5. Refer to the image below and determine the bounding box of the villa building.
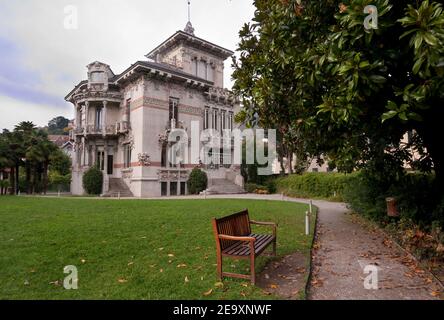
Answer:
[65,23,243,197]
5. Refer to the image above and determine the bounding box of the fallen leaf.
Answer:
[117,278,128,283]
[168,253,174,257]
[158,247,164,251]
[177,264,187,268]
[127,262,134,266]
[214,282,224,288]
[241,282,249,287]
[49,280,61,286]
[184,276,189,283]
[80,259,86,264]
[431,291,440,297]
[270,284,279,289]
[203,289,213,296]
[159,269,164,273]
[24,280,30,286]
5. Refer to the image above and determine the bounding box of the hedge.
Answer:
[274,172,358,201]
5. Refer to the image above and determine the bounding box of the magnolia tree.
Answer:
[232,0,444,186]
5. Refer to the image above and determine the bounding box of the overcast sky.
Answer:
[0,0,255,130]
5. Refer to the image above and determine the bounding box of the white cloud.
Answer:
[0,0,255,129]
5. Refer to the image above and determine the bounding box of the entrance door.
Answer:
[107,155,113,175]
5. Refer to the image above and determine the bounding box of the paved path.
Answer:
[38,193,443,299]
[307,200,442,300]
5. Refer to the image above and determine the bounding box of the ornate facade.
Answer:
[65,24,242,197]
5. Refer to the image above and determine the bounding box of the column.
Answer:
[103,142,108,174]
[75,102,80,130]
[102,101,108,136]
[84,101,89,134]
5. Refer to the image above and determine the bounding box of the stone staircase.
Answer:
[204,179,246,195]
[103,178,133,198]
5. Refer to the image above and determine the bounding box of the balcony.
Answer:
[73,124,117,136]
[157,169,189,182]
[116,121,130,134]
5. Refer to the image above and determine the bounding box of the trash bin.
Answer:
[386,197,399,217]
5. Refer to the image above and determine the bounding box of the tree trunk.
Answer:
[15,162,19,195]
[43,161,49,195]
[26,161,31,195]
[9,167,15,195]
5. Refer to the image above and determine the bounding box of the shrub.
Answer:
[343,170,444,227]
[265,179,277,194]
[82,166,103,195]
[275,172,358,201]
[187,168,208,194]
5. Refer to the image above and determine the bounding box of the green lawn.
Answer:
[0,197,315,300]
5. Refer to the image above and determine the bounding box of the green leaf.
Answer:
[387,100,398,110]
[382,110,398,122]
[369,75,386,84]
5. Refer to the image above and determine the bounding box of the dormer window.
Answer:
[90,71,105,83]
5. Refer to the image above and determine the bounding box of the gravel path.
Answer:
[307,200,442,300]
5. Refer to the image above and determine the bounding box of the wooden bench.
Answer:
[212,209,277,284]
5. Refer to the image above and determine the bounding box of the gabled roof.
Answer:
[145,30,234,60]
[114,60,214,86]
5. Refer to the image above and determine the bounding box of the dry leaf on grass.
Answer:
[431,291,440,297]
[184,276,189,283]
[117,278,128,283]
[177,264,187,268]
[203,289,213,296]
[127,262,134,266]
[214,282,224,288]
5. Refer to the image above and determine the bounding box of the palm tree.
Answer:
[26,129,58,194]
[13,122,36,194]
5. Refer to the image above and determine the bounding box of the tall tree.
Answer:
[233,0,444,186]
[47,116,70,135]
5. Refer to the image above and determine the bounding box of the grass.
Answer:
[0,196,315,300]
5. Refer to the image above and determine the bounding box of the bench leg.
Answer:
[216,253,223,281]
[250,254,256,285]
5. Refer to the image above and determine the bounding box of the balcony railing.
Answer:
[73,124,117,136]
[116,121,130,134]
[157,169,189,182]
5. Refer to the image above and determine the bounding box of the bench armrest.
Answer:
[250,220,277,237]
[250,220,276,226]
[218,234,256,242]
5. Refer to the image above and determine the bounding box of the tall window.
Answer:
[97,151,105,171]
[161,144,167,168]
[221,110,226,131]
[126,99,131,123]
[124,144,131,168]
[204,107,209,130]
[212,108,218,131]
[229,112,233,130]
[192,58,198,77]
[169,97,179,123]
[91,71,105,83]
[95,107,103,130]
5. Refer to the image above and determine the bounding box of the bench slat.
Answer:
[221,234,275,257]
